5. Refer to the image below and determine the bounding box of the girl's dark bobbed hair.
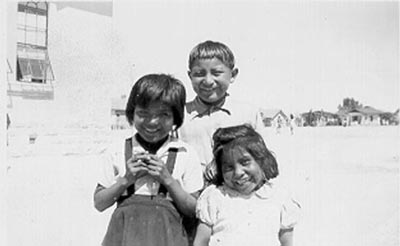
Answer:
[125,74,186,129]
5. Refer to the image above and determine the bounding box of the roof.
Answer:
[259,108,287,119]
[349,106,384,116]
[337,106,386,116]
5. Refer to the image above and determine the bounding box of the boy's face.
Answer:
[188,58,238,103]
[133,102,174,143]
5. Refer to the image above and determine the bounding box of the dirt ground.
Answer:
[5,126,399,246]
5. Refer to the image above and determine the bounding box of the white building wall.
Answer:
[7,2,132,129]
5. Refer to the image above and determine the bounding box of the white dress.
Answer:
[196,183,301,246]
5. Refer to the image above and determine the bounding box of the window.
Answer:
[16,1,54,83]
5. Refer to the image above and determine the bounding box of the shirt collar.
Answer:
[191,94,231,119]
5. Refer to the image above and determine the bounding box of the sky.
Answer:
[3,0,398,116]
[109,0,399,114]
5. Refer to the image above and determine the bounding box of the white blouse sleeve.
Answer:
[97,142,125,188]
[180,144,204,194]
[280,191,301,229]
[196,185,220,226]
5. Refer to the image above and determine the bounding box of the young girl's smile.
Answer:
[221,147,264,195]
[133,102,174,143]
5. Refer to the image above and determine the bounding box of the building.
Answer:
[259,108,288,127]
[336,106,386,126]
[6,1,127,129]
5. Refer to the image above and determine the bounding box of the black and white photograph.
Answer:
[3,1,399,246]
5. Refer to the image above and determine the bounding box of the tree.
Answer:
[338,98,363,111]
[303,109,317,126]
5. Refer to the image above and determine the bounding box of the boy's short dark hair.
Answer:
[212,124,279,186]
[188,40,235,70]
[125,74,186,129]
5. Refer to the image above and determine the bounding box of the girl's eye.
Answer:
[136,111,148,117]
[161,112,172,118]
[222,164,233,172]
[241,159,251,166]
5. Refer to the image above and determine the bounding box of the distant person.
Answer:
[180,40,263,185]
[193,124,301,246]
[94,74,204,246]
[7,113,11,146]
[115,113,121,130]
[7,113,10,129]
[289,114,296,135]
[276,115,283,134]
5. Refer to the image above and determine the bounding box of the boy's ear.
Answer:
[187,70,192,79]
[231,68,239,82]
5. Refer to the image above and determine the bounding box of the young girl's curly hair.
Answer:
[212,124,279,186]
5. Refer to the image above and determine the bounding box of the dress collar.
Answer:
[221,182,274,199]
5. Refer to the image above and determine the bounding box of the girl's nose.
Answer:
[233,166,245,178]
[146,115,160,124]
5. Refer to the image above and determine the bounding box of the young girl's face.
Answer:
[188,58,237,104]
[134,102,174,143]
[221,146,264,195]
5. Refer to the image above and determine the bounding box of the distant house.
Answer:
[393,109,399,125]
[337,106,385,126]
[259,108,288,127]
[110,96,129,129]
[111,96,127,116]
[313,110,339,126]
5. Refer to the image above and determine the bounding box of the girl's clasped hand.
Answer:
[126,152,173,186]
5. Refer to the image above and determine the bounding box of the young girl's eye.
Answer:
[136,111,149,117]
[222,164,233,172]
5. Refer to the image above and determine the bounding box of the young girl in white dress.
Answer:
[194,124,301,246]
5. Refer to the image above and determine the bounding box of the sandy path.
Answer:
[5,126,399,246]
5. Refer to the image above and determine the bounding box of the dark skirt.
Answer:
[102,195,188,246]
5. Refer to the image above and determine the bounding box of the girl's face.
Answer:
[134,102,174,143]
[188,58,238,103]
[221,147,264,195]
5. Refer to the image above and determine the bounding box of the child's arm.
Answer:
[193,222,211,246]
[93,177,130,212]
[93,156,148,212]
[279,228,294,246]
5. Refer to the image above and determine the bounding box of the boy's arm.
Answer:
[279,228,294,246]
[193,222,211,246]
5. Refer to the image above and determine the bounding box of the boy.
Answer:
[180,40,262,183]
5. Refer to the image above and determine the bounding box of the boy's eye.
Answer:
[211,70,223,76]
[191,70,206,77]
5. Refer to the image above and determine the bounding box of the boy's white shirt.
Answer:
[180,96,263,169]
[98,134,204,197]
